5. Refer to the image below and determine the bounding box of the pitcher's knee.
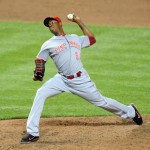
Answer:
[36,87,49,99]
[90,97,106,107]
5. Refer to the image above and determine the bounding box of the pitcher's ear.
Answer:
[59,22,62,26]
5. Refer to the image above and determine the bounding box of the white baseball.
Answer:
[67,14,74,21]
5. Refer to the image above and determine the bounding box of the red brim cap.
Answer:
[43,16,62,27]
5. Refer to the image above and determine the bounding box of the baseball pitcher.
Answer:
[20,14,143,143]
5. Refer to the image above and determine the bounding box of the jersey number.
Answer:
[75,52,79,60]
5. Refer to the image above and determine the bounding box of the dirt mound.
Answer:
[0,116,150,150]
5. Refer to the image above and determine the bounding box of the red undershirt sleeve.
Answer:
[88,36,96,45]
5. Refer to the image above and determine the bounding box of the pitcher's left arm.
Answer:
[72,14,96,45]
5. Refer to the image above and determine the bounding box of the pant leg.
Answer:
[67,72,135,119]
[27,74,70,136]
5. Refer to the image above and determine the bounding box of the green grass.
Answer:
[0,21,150,119]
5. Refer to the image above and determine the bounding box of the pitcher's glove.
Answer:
[33,58,46,81]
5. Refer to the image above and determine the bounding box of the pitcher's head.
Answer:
[43,16,63,35]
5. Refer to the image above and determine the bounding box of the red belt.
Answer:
[64,71,82,79]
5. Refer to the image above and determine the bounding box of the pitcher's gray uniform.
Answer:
[27,34,135,136]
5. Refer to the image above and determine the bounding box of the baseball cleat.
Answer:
[131,104,143,125]
[20,134,39,144]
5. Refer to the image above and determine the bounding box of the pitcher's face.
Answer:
[48,20,61,35]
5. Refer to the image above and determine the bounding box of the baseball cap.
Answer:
[43,16,62,27]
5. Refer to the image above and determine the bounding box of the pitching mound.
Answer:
[0,116,150,150]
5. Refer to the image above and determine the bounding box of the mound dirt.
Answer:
[0,116,150,150]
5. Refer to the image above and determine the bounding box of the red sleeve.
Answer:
[88,36,96,45]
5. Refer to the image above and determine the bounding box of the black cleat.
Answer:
[20,134,39,144]
[131,104,143,125]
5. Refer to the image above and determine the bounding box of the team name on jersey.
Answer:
[54,41,80,54]
[69,41,80,50]
[54,43,67,54]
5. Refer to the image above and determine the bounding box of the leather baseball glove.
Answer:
[33,58,46,81]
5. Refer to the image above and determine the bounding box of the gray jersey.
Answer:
[37,34,90,76]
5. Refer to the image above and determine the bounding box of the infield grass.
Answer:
[0,21,150,119]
